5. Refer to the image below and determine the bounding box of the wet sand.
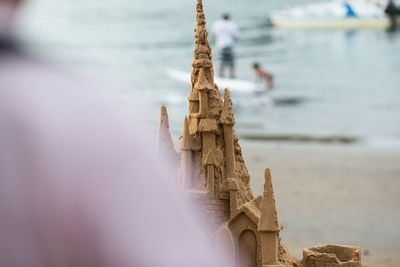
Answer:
[241,140,400,267]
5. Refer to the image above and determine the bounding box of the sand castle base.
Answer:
[302,244,361,267]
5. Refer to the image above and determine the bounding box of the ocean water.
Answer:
[17,0,400,145]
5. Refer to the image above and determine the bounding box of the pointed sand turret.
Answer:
[180,116,201,151]
[158,105,178,157]
[180,116,196,189]
[204,148,216,198]
[180,116,192,151]
[258,168,280,232]
[258,168,282,266]
[221,88,236,182]
[194,68,213,91]
[221,88,235,126]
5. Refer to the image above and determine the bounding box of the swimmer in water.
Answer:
[253,62,274,89]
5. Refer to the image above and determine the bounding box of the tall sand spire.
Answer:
[192,0,214,86]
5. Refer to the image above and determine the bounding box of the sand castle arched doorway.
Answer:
[238,230,257,267]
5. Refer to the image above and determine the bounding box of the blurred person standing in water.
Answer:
[385,0,400,31]
[0,1,229,266]
[212,13,239,78]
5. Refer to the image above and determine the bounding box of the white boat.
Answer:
[270,0,399,28]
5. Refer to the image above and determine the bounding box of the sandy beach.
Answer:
[241,140,400,267]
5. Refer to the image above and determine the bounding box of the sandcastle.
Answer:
[157,1,362,266]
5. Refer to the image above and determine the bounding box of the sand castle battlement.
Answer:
[157,1,361,266]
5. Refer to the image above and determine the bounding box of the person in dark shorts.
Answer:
[220,47,235,68]
[212,14,239,78]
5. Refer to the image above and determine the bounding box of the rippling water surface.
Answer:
[18,0,400,145]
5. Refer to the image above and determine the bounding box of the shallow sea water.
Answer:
[17,0,400,145]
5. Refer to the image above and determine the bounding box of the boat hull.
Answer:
[269,0,399,29]
[270,17,393,29]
